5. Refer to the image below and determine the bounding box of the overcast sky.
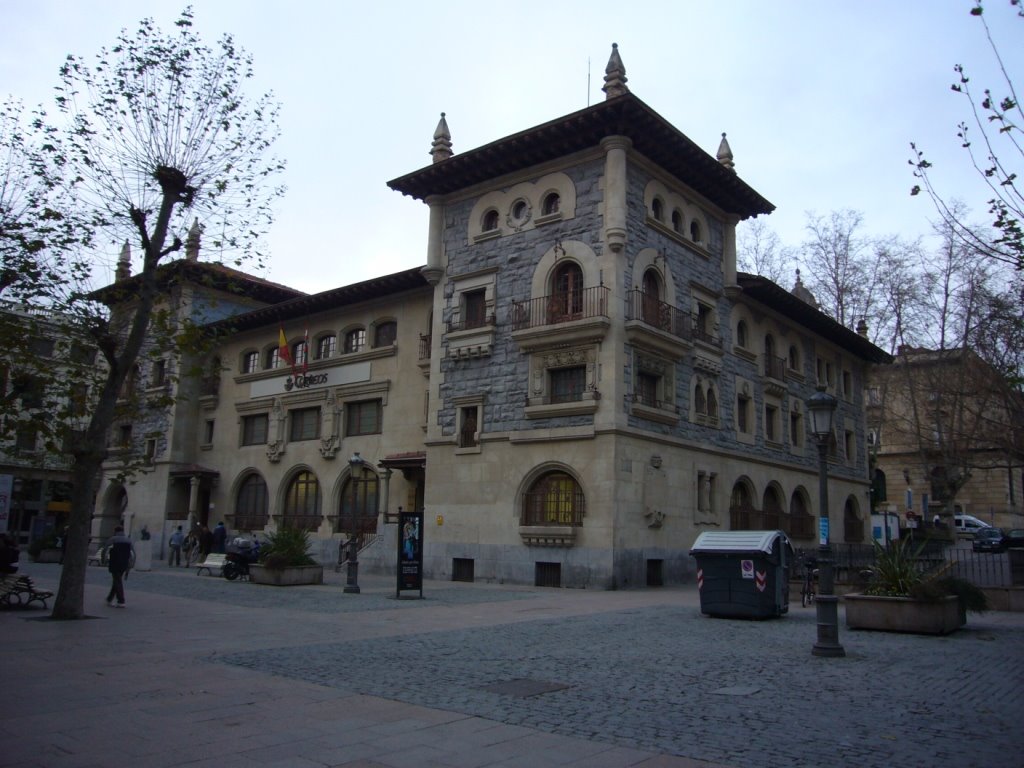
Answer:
[2,1,1021,294]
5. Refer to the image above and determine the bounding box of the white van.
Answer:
[954,514,989,534]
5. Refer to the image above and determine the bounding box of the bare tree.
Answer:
[737,218,795,284]
[17,8,287,620]
[799,209,886,330]
[910,2,1023,270]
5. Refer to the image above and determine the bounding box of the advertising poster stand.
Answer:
[396,509,424,599]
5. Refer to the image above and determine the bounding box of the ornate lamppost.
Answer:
[807,386,845,658]
[344,452,366,594]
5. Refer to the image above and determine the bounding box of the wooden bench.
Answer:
[195,553,226,576]
[0,575,54,609]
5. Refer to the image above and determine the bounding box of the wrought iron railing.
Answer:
[691,321,721,348]
[511,286,610,331]
[418,334,431,360]
[764,354,787,381]
[625,289,692,340]
[521,490,586,526]
[447,314,494,333]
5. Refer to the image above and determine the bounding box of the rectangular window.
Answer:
[15,425,37,452]
[151,359,167,387]
[346,399,382,436]
[845,429,855,460]
[374,321,397,347]
[203,419,215,444]
[550,366,586,404]
[695,303,715,342]
[842,370,852,397]
[344,329,366,353]
[459,406,479,448]
[69,342,95,365]
[243,351,259,373]
[144,438,157,463]
[737,395,750,433]
[118,424,132,447]
[289,407,321,442]
[317,335,336,360]
[765,404,778,442]
[463,289,487,329]
[264,348,280,370]
[241,414,269,446]
[31,338,55,358]
[790,412,803,447]
[636,371,659,407]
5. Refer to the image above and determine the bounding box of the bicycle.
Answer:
[800,554,819,607]
[182,534,200,567]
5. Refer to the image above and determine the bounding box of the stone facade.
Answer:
[93,46,890,588]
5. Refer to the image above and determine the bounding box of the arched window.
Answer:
[788,344,800,371]
[317,334,336,360]
[694,384,707,415]
[736,320,748,348]
[671,209,684,233]
[293,340,308,369]
[763,486,784,529]
[338,471,380,535]
[550,262,583,320]
[542,192,560,216]
[282,471,321,531]
[706,388,718,419]
[844,496,864,542]
[344,328,365,354]
[235,473,269,531]
[729,480,755,530]
[690,220,702,243]
[523,471,585,526]
[641,269,661,325]
[242,350,259,374]
[374,321,397,348]
[789,489,814,540]
[482,209,499,231]
[264,347,280,370]
[651,197,664,222]
[765,334,776,360]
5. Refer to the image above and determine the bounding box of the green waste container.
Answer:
[690,530,794,619]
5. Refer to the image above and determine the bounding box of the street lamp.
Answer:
[344,452,366,594]
[807,386,845,658]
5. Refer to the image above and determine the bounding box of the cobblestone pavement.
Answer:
[4,561,1024,768]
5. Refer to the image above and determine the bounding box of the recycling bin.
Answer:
[689,530,794,618]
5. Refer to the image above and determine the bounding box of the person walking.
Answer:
[105,526,134,608]
[212,521,227,554]
[0,533,19,575]
[168,525,184,567]
[198,524,213,560]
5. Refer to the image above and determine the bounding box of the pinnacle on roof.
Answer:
[602,43,629,100]
[116,240,132,281]
[791,268,818,308]
[185,219,202,261]
[430,112,453,164]
[717,132,735,172]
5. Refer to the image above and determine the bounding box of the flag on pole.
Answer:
[278,327,293,371]
[303,327,309,373]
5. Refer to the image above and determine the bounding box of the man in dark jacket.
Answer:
[212,521,227,554]
[105,526,135,608]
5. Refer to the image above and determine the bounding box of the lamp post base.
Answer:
[812,594,846,657]
[344,541,360,594]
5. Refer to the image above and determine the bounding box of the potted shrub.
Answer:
[248,526,324,586]
[845,538,987,635]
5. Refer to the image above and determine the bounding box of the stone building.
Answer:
[92,45,889,587]
[866,346,1024,530]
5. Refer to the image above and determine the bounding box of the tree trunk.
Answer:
[50,459,103,619]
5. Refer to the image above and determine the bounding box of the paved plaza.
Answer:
[2,559,1023,768]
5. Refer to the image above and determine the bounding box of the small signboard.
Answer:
[396,509,424,599]
[741,559,754,579]
[819,516,830,546]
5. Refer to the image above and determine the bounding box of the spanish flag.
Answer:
[278,327,293,369]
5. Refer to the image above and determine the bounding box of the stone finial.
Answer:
[115,240,131,281]
[430,112,453,164]
[791,268,819,308]
[856,318,869,337]
[185,218,202,262]
[717,132,735,172]
[602,43,629,100]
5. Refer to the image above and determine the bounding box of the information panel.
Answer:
[396,510,424,599]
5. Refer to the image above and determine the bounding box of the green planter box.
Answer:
[845,594,962,635]
[249,564,323,586]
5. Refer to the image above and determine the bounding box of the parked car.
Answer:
[1004,529,1024,549]
[972,527,1007,553]
[955,514,990,535]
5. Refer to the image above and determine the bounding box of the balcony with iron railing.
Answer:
[624,289,692,359]
[510,286,610,352]
[691,320,722,350]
